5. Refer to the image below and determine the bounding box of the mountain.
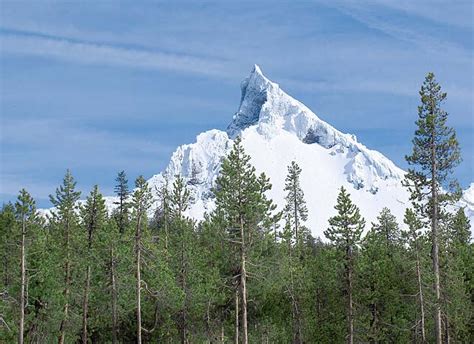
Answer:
[141,65,474,238]
[42,65,473,237]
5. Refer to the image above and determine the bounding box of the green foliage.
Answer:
[325,186,365,249]
[113,170,130,234]
[404,72,461,216]
[358,208,412,342]
[283,161,308,244]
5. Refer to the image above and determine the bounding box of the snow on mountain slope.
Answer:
[143,65,413,237]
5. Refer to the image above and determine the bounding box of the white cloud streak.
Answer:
[1,32,234,78]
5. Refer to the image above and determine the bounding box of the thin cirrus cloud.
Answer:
[0,31,234,78]
[327,2,472,58]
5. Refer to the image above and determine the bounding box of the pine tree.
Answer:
[155,176,171,254]
[283,161,308,245]
[14,189,39,344]
[114,171,130,234]
[80,185,107,343]
[169,175,192,343]
[49,170,81,344]
[282,161,308,343]
[371,207,400,249]
[324,186,365,344]
[131,175,153,344]
[404,73,461,344]
[212,137,277,344]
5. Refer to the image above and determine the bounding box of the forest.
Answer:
[1,74,472,343]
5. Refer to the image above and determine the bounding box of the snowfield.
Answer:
[41,65,473,238]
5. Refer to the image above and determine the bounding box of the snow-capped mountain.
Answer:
[139,65,472,237]
[43,65,473,238]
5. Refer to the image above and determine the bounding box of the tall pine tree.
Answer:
[212,137,277,344]
[49,170,81,344]
[404,72,461,344]
[282,161,308,343]
[324,186,365,344]
[283,161,308,245]
[131,175,153,344]
[114,171,130,234]
[15,189,39,344]
[80,185,107,343]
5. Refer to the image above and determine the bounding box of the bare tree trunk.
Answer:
[431,141,442,344]
[110,247,118,344]
[239,216,248,344]
[235,288,239,344]
[82,265,91,343]
[58,219,71,344]
[19,215,26,344]
[415,250,426,343]
[136,215,142,344]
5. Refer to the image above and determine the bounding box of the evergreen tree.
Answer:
[169,175,192,343]
[324,186,365,344]
[154,176,171,254]
[49,170,81,344]
[14,189,38,344]
[404,72,461,344]
[283,161,308,245]
[131,175,153,344]
[114,170,130,234]
[282,161,309,343]
[80,185,107,343]
[371,207,401,249]
[212,137,278,344]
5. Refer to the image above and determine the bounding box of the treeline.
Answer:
[1,75,472,343]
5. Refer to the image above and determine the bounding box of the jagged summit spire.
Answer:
[252,64,262,75]
[226,64,277,137]
[247,64,273,87]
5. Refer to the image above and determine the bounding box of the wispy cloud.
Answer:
[1,117,173,161]
[356,0,473,29]
[1,31,234,78]
[329,3,472,60]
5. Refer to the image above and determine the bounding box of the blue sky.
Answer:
[1,1,472,207]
